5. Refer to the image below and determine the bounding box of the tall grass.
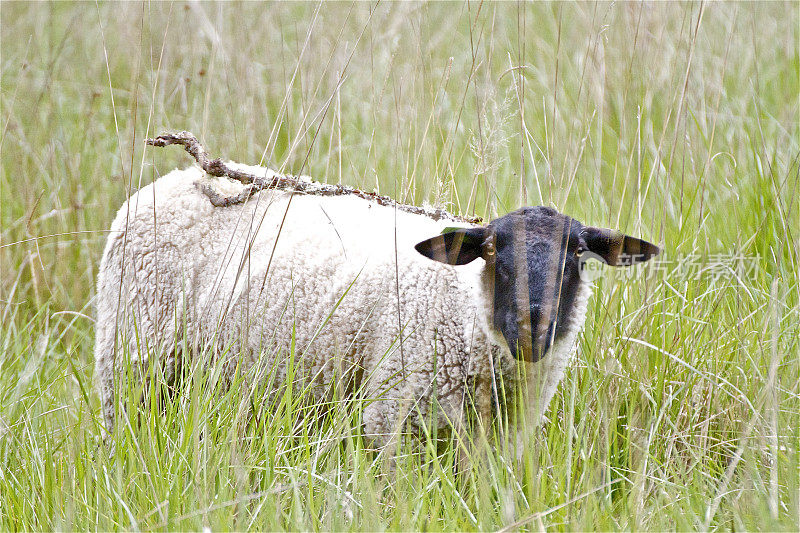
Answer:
[1,1,798,530]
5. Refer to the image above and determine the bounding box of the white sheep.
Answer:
[95,162,659,444]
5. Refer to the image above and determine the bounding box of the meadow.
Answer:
[1,1,798,530]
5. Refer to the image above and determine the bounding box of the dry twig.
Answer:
[145,131,482,224]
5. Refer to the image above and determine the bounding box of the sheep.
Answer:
[95,159,659,445]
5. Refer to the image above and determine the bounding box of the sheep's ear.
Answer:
[415,227,487,265]
[582,226,660,266]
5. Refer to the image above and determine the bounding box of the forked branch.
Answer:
[145,131,482,224]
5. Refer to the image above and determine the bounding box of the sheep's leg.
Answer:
[472,373,494,433]
[94,323,117,438]
[440,381,491,476]
[362,392,410,474]
[137,347,182,422]
[99,375,115,438]
[363,398,397,443]
[447,409,473,475]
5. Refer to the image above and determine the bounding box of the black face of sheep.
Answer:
[414,206,660,362]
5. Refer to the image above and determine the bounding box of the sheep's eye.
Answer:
[483,234,497,259]
[575,245,586,257]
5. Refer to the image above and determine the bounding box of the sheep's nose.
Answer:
[533,321,556,359]
[542,321,555,353]
[517,318,532,339]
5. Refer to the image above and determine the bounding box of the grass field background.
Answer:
[1,1,798,530]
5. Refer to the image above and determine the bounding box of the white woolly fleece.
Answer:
[94,165,591,441]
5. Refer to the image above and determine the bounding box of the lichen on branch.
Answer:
[145,131,482,224]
